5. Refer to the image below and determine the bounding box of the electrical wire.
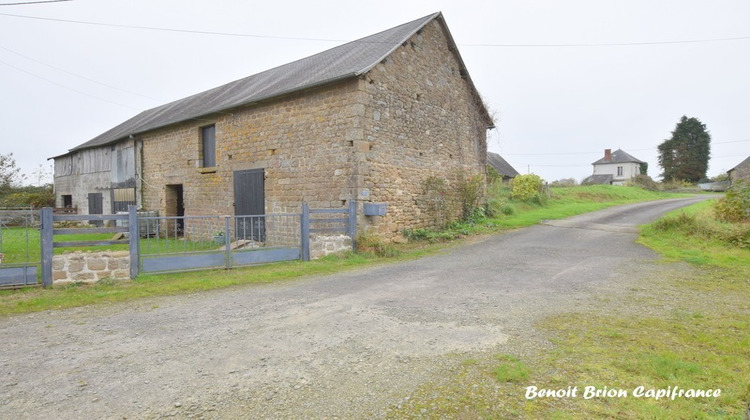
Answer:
[0,12,348,42]
[461,37,750,48]
[0,58,141,110]
[503,140,750,157]
[1,11,748,47]
[0,0,73,6]
[0,45,163,102]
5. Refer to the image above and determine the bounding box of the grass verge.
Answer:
[391,200,750,418]
[0,186,686,316]
[0,242,447,316]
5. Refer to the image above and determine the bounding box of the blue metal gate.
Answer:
[0,207,39,287]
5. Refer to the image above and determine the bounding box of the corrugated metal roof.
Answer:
[592,149,645,165]
[66,12,450,153]
[487,152,519,178]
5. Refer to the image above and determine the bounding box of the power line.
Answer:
[0,45,163,102]
[0,58,141,110]
[462,37,750,48]
[0,0,72,5]
[504,139,750,156]
[1,11,748,47]
[0,12,348,42]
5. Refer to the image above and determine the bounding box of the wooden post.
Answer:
[40,207,53,288]
[347,199,357,249]
[128,205,140,279]
[301,203,310,261]
[224,216,232,270]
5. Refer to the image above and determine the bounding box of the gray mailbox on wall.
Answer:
[363,202,387,216]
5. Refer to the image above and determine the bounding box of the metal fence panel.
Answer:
[0,207,41,287]
[138,213,303,274]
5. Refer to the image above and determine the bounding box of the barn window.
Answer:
[112,188,136,212]
[201,125,216,168]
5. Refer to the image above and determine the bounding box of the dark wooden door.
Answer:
[87,192,103,226]
[233,169,265,241]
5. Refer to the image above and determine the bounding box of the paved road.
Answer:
[0,196,709,418]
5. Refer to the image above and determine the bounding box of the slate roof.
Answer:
[728,156,750,173]
[592,149,645,165]
[487,152,519,178]
[582,174,614,185]
[63,12,488,154]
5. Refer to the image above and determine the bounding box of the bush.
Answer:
[486,198,516,217]
[403,227,460,243]
[550,178,577,187]
[724,224,750,249]
[627,174,658,191]
[659,179,698,192]
[652,211,698,232]
[0,184,55,208]
[511,174,543,202]
[714,181,750,223]
[355,231,401,258]
[455,172,485,222]
[652,206,750,249]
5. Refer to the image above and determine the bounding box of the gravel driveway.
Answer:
[0,197,709,418]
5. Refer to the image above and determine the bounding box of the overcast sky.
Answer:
[1,0,748,185]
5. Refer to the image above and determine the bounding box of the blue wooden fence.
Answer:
[38,202,357,287]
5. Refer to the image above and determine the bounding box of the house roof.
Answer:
[728,156,750,173]
[582,174,614,185]
[592,149,645,165]
[63,12,490,155]
[487,152,519,178]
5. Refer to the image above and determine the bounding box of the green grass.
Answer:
[488,185,684,229]
[390,199,750,418]
[493,355,531,383]
[0,228,225,265]
[0,185,689,316]
[638,200,750,267]
[405,185,684,241]
[0,243,445,316]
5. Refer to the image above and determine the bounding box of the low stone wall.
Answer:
[53,251,130,284]
[310,235,353,259]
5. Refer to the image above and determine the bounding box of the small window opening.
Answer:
[201,125,216,167]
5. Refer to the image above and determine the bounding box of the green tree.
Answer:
[658,116,711,182]
[0,153,25,193]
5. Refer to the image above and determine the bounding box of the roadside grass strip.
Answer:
[390,200,750,418]
[0,186,683,315]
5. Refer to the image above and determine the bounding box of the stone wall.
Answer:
[358,19,490,234]
[309,235,353,260]
[52,251,130,284]
[141,80,363,219]
[139,17,489,239]
[729,158,750,183]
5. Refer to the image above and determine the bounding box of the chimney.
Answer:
[604,149,612,162]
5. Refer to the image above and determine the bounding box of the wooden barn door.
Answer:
[87,192,103,226]
[233,169,265,241]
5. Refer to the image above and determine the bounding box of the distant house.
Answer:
[583,149,645,185]
[52,13,493,236]
[487,152,519,182]
[728,156,750,184]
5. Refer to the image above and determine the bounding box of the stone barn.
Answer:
[728,156,750,184]
[53,12,494,237]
